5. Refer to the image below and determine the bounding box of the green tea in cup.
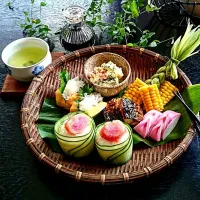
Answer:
[1,37,52,82]
[8,47,47,67]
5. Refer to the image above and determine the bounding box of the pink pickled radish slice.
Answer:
[149,123,163,142]
[134,110,162,138]
[149,114,168,142]
[162,111,181,140]
[143,110,162,120]
[134,120,151,138]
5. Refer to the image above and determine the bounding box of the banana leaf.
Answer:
[37,84,200,152]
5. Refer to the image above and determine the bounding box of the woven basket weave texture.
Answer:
[20,45,194,185]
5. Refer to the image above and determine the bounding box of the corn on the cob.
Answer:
[140,84,164,112]
[123,78,147,105]
[159,81,178,106]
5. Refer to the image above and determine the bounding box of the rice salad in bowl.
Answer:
[87,61,124,87]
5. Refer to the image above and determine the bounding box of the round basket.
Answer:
[20,45,194,185]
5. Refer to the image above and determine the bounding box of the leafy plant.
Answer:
[8,0,51,39]
[85,0,108,31]
[127,30,159,48]
[85,0,162,47]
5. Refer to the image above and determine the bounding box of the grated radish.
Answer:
[62,77,84,100]
[79,93,103,112]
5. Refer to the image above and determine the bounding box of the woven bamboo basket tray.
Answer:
[20,45,194,185]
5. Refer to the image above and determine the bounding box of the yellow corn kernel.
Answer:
[159,81,178,106]
[122,78,147,105]
[140,84,164,112]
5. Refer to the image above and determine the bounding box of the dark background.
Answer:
[0,0,200,199]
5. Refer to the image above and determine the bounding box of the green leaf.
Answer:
[143,30,149,34]
[127,43,134,47]
[34,19,41,24]
[125,26,131,33]
[28,30,36,37]
[130,0,139,17]
[142,32,155,40]
[137,3,144,7]
[20,24,25,28]
[31,0,35,4]
[97,15,101,20]
[129,21,136,26]
[133,84,200,146]
[38,98,67,124]
[40,2,47,6]
[38,123,63,153]
[119,28,125,36]
[146,4,159,12]
[7,2,11,7]
[132,43,139,47]
[148,41,157,47]
[79,84,94,96]
[59,69,71,93]
[107,0,115,3]
[26,17,30,22]
[24,24,32,30]
[139,39,148,47]
[24,11,28,16]
[37,98,67,153]
[127,43,139,47]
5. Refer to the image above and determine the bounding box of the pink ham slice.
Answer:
[133,110,162,138]
[65,113,89,135]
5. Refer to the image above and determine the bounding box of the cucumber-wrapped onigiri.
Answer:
[95,120,133,166]
[54,112,96,158]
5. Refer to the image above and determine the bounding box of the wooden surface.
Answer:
[0,52,64,98]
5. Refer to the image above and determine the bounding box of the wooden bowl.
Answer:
[84,52,131,97]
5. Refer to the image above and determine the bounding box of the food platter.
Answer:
[20,45,195,184]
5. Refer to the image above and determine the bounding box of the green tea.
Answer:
[8,47,46,67]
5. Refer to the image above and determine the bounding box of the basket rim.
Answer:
[20,44,194,185]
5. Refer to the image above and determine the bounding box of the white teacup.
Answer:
[1,37,52,82]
